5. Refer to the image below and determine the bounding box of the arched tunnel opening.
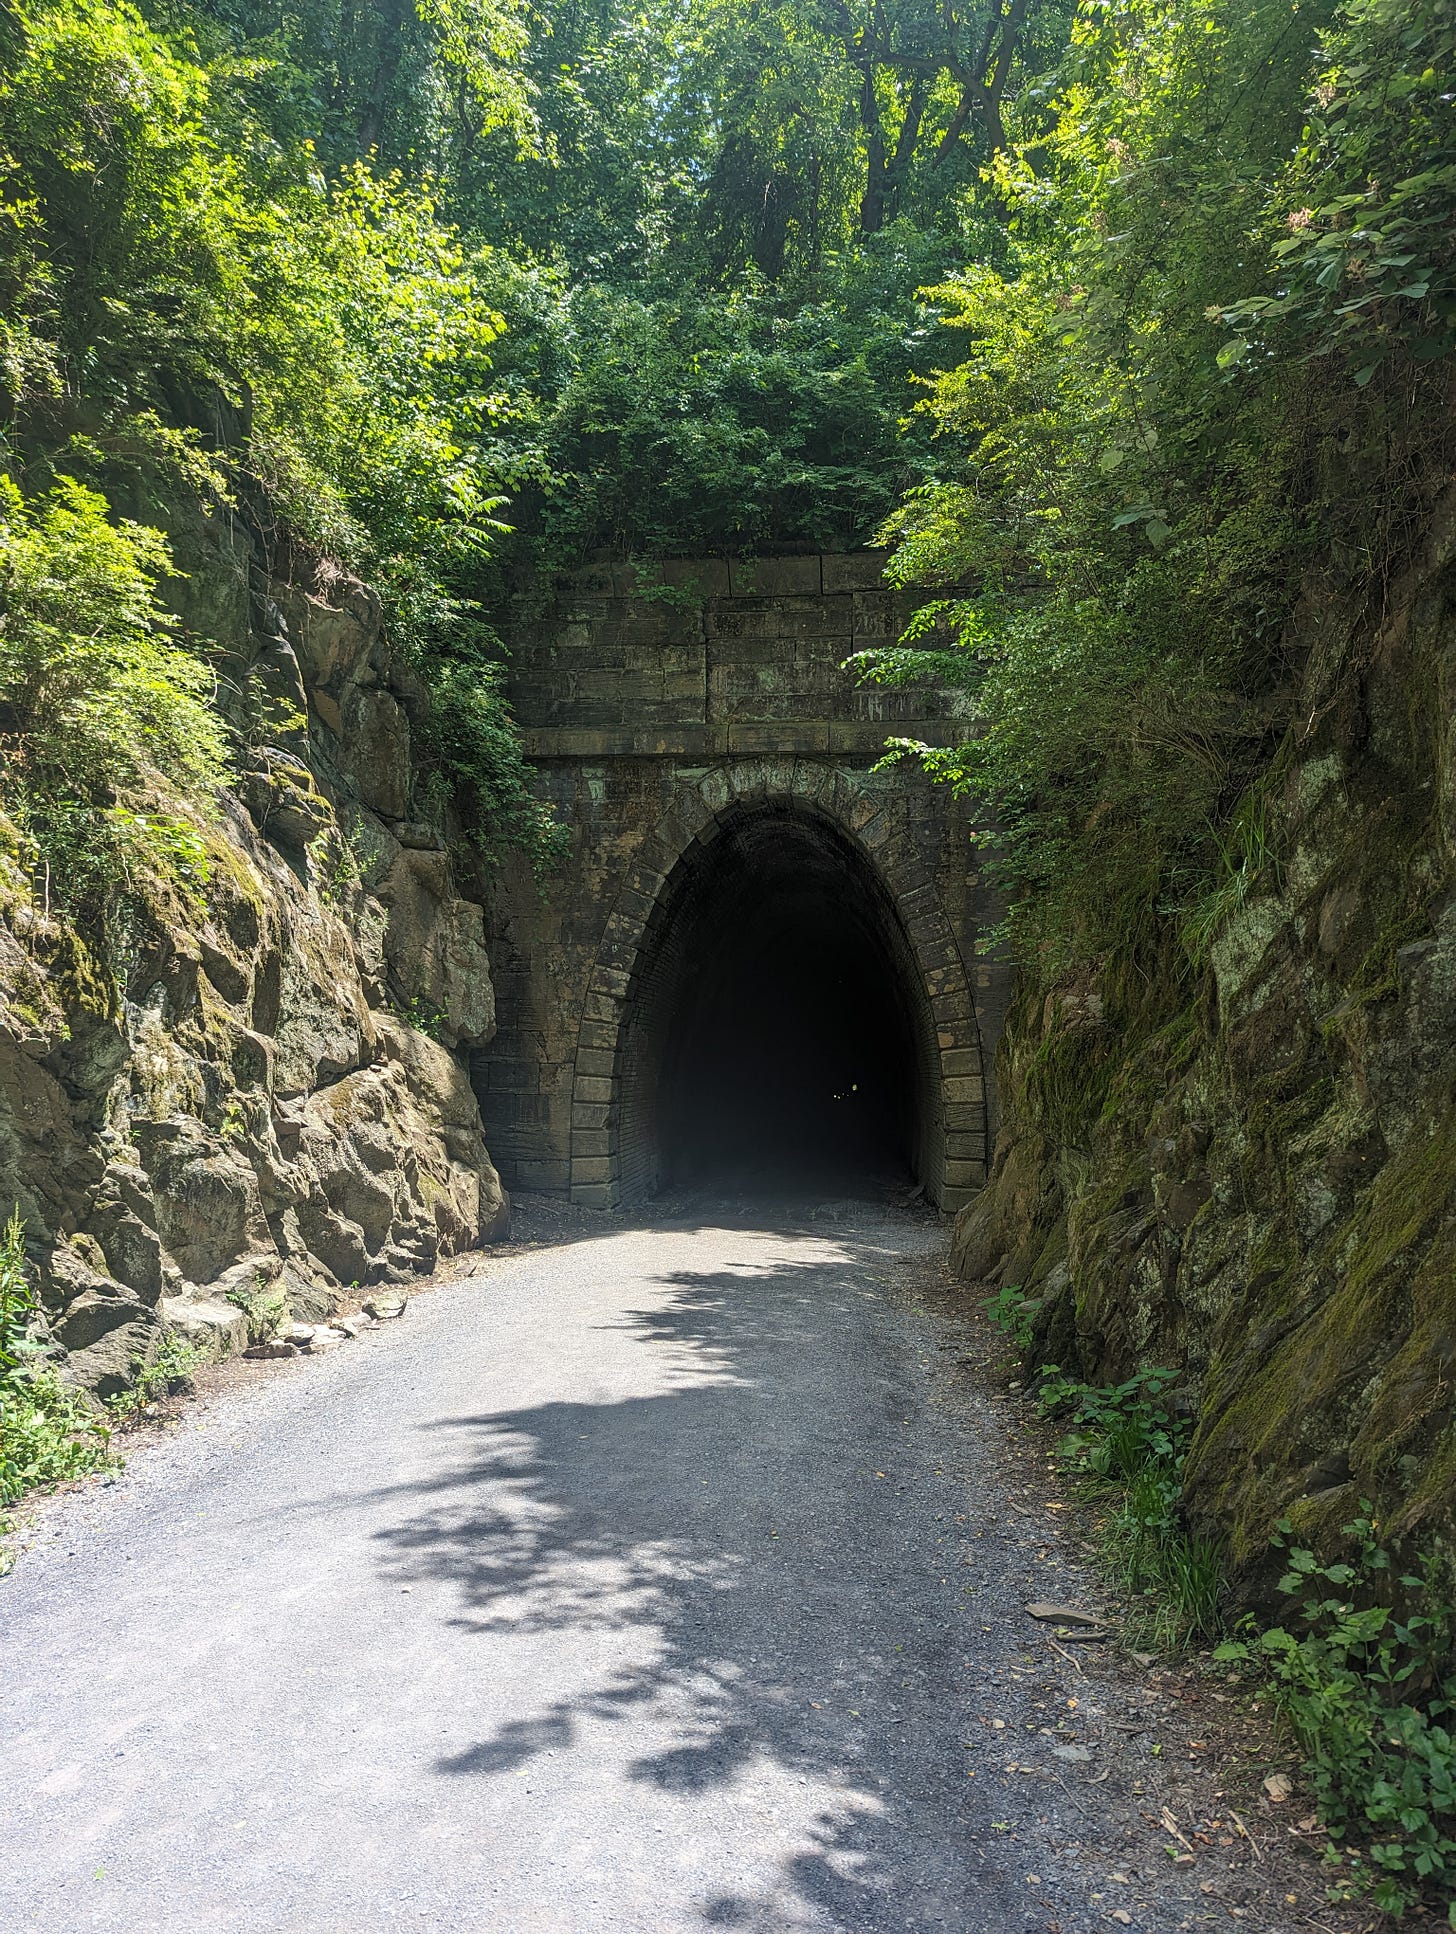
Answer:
[615,806,944,1200]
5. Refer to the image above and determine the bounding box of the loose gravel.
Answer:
[0,1195,1363,1934]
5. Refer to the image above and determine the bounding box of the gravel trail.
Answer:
[3,1197,1121,1933]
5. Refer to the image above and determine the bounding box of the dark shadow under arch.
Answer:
[615,805,943,1201]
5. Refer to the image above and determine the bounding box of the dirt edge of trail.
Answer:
[922,1241,1405,1934]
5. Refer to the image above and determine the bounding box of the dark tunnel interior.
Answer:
[620,808,936,1198]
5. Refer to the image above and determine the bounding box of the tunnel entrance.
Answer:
[615,807,941,1200]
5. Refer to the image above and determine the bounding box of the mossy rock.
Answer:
[1184,1088,1456,1594]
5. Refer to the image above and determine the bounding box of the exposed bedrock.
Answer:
[949,489,1456,1597]
[0,530,507,1395]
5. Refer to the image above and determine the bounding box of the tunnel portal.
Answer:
[619,808,936,1197]
[475,552,1007,1211]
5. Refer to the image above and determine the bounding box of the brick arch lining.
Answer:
[567,762,986,1209]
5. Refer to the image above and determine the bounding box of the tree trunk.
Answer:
[355,0,411,157]
[857,63,887,234]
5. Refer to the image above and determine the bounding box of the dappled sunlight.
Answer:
[365,1219,1004,1929]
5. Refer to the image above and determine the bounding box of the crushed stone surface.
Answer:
[1,1195,1372,1932]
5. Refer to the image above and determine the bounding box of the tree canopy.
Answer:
[1,0,1452,935]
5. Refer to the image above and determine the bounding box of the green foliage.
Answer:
[0,0,512,604]
[383,991,447,1040]
[243,166,513,620]
[0,0,555,879]
[0,1212,113,1534]
[188,0,1080,569]
[223,1267,285,1344]
[1040,1364,1223,1645]
[1221,0,1456,379]
[447,0,1073,270]
[173,0,535,177]
[1215,1511,1456,1917]
[414,643,564,869]
[856,0,1452,976]
[1179,783,1282,968]
[482,229,967,560]
[105,1328,201,1424]
[983,1281,1038,1354]
[0,475,228,925]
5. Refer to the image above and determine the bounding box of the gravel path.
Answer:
[3,1197,1200,1933]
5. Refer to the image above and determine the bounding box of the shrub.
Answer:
[105,1330,201,1427]
[1040,1365,1223,1646]
[0,1211,113,1543]
[1216,1512,1456,1919]
[0,475,228,925]
[413,644,566,872]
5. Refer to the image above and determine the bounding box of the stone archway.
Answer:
[566,761,986,1208]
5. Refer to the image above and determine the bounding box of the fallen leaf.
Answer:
[1263,1773,1293,1804]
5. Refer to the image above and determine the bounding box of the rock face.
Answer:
[950,489,1456,1599]
[0,534,507,1396]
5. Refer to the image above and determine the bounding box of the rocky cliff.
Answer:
[951,485,1456,1597]
[0,518,508,1393]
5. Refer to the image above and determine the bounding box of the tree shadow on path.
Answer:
[372,1220,1038,1932]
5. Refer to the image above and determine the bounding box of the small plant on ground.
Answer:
[1215,1510,1456,1920]
[0,1210,113,1548]
[982,1283,1038,1356]
[1039,1365,1223,1647]
[106,1331,202,1427]
[225,1269,287,1344]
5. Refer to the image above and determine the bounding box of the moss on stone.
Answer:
[46,927,117,1023]
[1185,1088,1456,1578]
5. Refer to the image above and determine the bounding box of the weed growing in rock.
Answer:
[1038,1367,1224,1649]
[1215,1512,1456,1921]
[225,1270,287,1345]
[385,993,447,1042]
[106,1332,202,1428]
[316,828,363,908]
[0,1211,113,1549]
